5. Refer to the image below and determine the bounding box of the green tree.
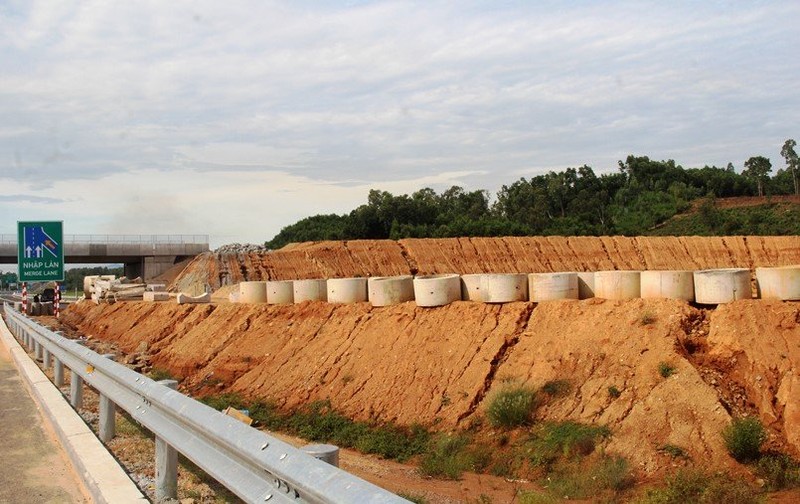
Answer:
[781,139,798,195]
[743,156,772,197]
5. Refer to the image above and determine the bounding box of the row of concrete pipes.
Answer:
[230,266,800,307]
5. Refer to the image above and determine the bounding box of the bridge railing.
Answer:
[3,305,406,504]
[0,234,209,245]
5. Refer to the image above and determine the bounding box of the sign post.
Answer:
[17,221,64,283]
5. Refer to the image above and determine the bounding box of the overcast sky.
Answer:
[1,0,798,247]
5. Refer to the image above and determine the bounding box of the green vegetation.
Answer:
[147,368,175,382]
[607,385,622,398]
[418,434,489,480]
[265,147,800,248]
[652,199,800,236]
[638,469,760,504]
[658,362,676,378]
[486,385,539,428]
[658,444,689,459]
[525,421,612,469]
[397,492,428,504]
[639,310,657,326]
[544,455,635,499]
[540,379,571,398]
[755,452,800,490]
[722,417,767,463]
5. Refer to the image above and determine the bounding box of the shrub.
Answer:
[544,456,634,499]
[658,362,676,378]
[541,379,571,398]
[607,385,622,398]
[418,435,472,480]
[527,421,611,468]
[148,367,175,382]
[486,385,539,428]
[722,417,767,463]
[755,452,800,490]
[639,469,759,504]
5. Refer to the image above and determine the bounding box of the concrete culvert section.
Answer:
[413,274,462,307]
[460,274,483,301]
[479,274,528,303]
[528,272,579,301]
[368,276,414,306]
[266,280,294,304]
[594,271,641,300]
[576,271,595,299]
[755,266,800,300]
[640,270,695,301]
[326,278,368,303]
[176,293,211,304]
[694,268,751,304]
[293,279,328,302]
[238,281,268,304]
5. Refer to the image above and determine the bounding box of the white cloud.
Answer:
[1,0,798,242]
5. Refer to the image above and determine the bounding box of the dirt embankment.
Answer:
[172,236,800,293]
[62,298,800,475]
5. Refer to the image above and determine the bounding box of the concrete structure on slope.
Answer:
[0,234,209,280]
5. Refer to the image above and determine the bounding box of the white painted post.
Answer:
[302,444,340,467]
[43,347,51,368]
[70,340,86,410]
[34,339,43,361]
[155,379,179,501]
[98,354,116,442]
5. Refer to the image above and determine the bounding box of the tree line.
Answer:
[265,142,799,249]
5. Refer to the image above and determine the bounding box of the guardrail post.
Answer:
[156,379,179,501]
[43,347,51,368]
[99,354,117,442]
[54,357,65,387]
[69,341,86,409]
[35,339,43,361]
[302,444,341,467]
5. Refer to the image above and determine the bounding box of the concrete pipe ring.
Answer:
[177,292,211,304]
[326,278,368,304]
[755,266,800,301]
[528,272,579,302]
[693,268,751,304]
[267,280,295,305]
[594,271,642,300]
[294,279,328,303]
[576,271,595,299]
[640,270,695,301]
[368,276,414,306]
[239,281,268,304]
[479,274,528,303]
[413,274,462,307]
[460,274,484,302]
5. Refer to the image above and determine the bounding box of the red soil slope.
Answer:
[62,298,800,476]
[173,236,800,293]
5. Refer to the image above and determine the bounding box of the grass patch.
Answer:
[486,385,539,428]
[541,379,571,398]
[148,367,175,382]
[397,492,428,504]
[517,491,559,504]
[722,417,766,463]
[638,469,760,504]
[544,455,634,499]
[526,421,612,468]
[639,310,657,326]
[754,452,800,490]
[418,435,472,480]
[115,413,153,439]
[658,444,689,459]
[608,385,622,398]
[658,362,676,378]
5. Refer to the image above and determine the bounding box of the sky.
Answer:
[1,0,798,248]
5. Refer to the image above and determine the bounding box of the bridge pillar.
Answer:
[124,256,180,281]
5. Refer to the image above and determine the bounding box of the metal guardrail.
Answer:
[0,234,209,245]
[3,305,407,504]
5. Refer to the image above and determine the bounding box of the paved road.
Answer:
[0,313,88,504]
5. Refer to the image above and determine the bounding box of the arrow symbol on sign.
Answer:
[35,246,42,258]
[25,246,32,258]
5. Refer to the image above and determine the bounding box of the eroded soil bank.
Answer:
[62,298,800,477]
[171,236,800,293]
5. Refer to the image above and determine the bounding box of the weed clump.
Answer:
[722,416,767,463]
[658,444,689,459]
[658,362,676,378]
[527,421,611,468]
[755,452,800,490]
[607,385,621,398]
[639,469,759,504]
[639,310,657,326]
[486,385,539,428]
[541,379,571,398]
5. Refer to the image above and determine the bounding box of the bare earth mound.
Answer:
[62,297,800,477]
[172,236,800,293]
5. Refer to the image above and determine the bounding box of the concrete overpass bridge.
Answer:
[0,234,209,280]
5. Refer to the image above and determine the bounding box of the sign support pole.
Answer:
[55,283,60,319]
[22,282,27,313]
